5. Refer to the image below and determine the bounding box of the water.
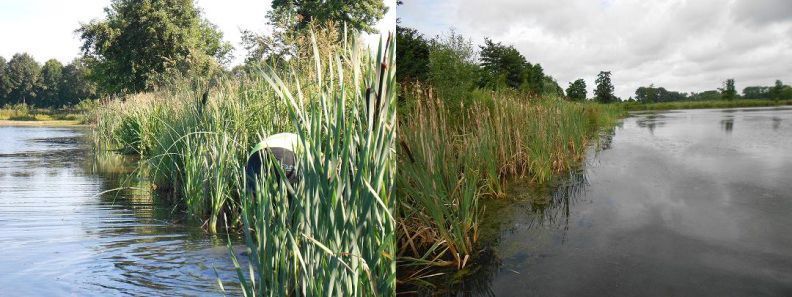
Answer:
[0,126,242,296]
[459,107,792,296]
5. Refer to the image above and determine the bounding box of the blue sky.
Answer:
[0,0,396,66]
[398,0,792,98]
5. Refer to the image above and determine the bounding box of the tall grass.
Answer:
[229,32,396,296]
[396,87,623,284]
[92,28,396,294]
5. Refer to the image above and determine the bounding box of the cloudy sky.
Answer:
[399,0,792,98]
[0,0,396,67]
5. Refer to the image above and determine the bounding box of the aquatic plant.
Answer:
[396,87,623,284]
[229,32,397,295]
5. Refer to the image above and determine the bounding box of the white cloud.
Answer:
[399,0,792,98]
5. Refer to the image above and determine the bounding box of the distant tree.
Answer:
[594,71,615,103]
[396,26,430,84]
[479,38,526,90]
[742,86,770,99]
[37,59,63,107]
[428,31,479,105]
[270,0,387,33]
[566,79,587,101]
[525,63,545,95]
[771,80,784,100]
[720,79,737,100]
[543,75,564,96]
[7,53,41,105]
[60,58,97,105]
[78,0,232,95]
[0,56,11,105]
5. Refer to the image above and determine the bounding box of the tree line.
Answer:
[631,79,792,103]
[396,26,620,104]
[0,54,96,107]
[3,0,387,108]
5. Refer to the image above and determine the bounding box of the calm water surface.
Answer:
[0,126,242,296]
[461,107,792,296]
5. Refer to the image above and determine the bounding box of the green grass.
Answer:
[93,29,396,295]
[230,32,397,296]
[0,101,98,123]
[623,99,792,111]
[396,89,623,285]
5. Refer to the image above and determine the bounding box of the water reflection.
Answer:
[438,107,792,296]
[0,126,244,296]
[721,117,734,133]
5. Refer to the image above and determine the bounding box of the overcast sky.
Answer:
[0,0,396,67]
[399,0,792,98]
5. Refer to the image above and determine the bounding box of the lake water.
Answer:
[0,126,241,296]
[460,107,792,296]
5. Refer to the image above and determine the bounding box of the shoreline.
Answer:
[0,120,86,127]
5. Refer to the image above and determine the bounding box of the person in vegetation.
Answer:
[244,133,299,194]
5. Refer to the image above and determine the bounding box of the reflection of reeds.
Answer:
[397,88,623,283]
[230,33,396,295]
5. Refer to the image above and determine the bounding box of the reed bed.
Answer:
[396,87,623,285]
[230,33,397,296]
[93,30,396,295]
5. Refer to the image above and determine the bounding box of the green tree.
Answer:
[0,56,11,105]
[720,79,736,100]
[524,63,545,95]
[270,0,387,33]
[60,58,98,105]
[78,0,232,94]
[594,71,615,103]
[771,80,784,101]
[396,26,430,84]
[428,31,479,106]
[37,59,64,107]
[479,38,526,90]
[566,78,587,101]
[7,53,41,105]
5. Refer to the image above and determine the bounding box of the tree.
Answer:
[396,26,430,84]
[428,31,479,106]
[479,38,527,90]
[742,86,770,99]
[7,53,41,105]
[270,0,387,33]
[78,0,232,94]
[594,71,615,103]
[771,80,784,100]
[60,58,97,105]
[566,79,587,101]
[0,56,11,105]
[720,79,736,100]
[37,59,63,107]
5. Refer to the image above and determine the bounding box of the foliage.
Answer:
[479,38,526,90]
[594,71,615,103]
[37,59,64,106]
[396,26,430,84]
[427,31,479,108]
[78,0,232,94]
[60,58,98,105]
[7,53,41,105]
[271,0,388,33]
[720,78,737,100]
[397,86,624,284]
[0,57,11,104]
[566,78,587,101]
[634,84,687,103]
[232,32,397,297]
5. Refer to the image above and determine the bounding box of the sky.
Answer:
[399,0,792,99]
[0,0,396,67]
